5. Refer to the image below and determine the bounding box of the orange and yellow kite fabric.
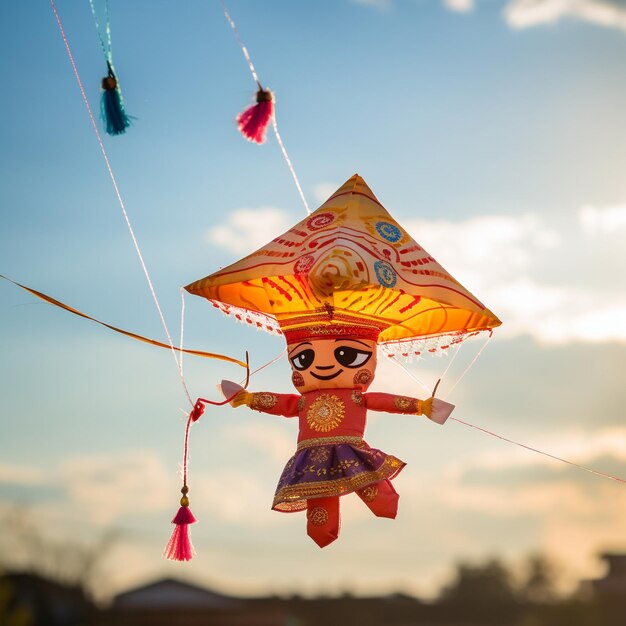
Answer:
[186,174,501,355]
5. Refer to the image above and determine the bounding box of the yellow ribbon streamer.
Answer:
[1,275,247,368]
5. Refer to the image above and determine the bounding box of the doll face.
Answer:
[287,337,377,393]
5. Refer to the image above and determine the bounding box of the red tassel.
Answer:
[164,487,197,562]
[237,88,273,144]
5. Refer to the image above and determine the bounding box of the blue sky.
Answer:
[2,0,626,601]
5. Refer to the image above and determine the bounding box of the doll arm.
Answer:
[360,392,454,424]
[361,392,432,417]
[231,389,300,417]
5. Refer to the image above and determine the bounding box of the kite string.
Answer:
[388,354,431,394]
[179,287,187,378]
[390,338,626,485]
[450,416,626,486]
[49,0,193,408]
[88,0,112,62]
[219,0,311,215]
[445,332,492,398]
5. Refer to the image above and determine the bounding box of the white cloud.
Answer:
[444,0,475,12]
[313,181,340,204]
[428,427,626,582]
[223,421,296,464]
[505,0,626,31]
[0,462,47,486]
[206,207,293,255]
[60,450,175,525]
[448,426,626,473]
[579,204,626,234]
[404,211,626,345]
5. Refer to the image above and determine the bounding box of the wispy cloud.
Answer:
[206,207,293,255]
[444,0,475,13]
[396,427,626,584]
[579,204,626,234]
[403,211,626,345]
[313,182,340,204]
[505,0,626,31]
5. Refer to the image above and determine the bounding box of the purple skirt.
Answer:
[272,437,405,512]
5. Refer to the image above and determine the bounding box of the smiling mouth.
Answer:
[311,370,344,381]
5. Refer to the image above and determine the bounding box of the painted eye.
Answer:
[334,346,372,368]
[290,349,315,371]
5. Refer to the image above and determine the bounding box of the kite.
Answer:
[185,174,502,547]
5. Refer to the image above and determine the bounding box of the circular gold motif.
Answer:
[306,394,345,432]
[353,369,372,386]
[351,390,364,406]
[308,506,329,526]
[360,485,378,503]
[252,392,278,410]
[394,396,414,411]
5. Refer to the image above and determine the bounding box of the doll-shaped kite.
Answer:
[185,174,501,547]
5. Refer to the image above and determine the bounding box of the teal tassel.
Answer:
[101,62,130,136]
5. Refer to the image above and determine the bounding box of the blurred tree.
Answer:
[439,558,519,607]
[0,577,33,626]
[0,506,118,602]
[519,554,558,604]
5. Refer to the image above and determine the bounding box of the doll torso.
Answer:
[296,388,366,443]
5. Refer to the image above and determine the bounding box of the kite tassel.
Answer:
[101,62,131,136]
[164,486,197,562]
[237,87,273,144]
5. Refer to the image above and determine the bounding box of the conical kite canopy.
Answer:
[186,175,501,354]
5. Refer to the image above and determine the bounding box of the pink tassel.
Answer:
[237,88,274,144]
[164,487,197,562]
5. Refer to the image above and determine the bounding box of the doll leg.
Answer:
[357,479,399,519]
[306,496,340,548]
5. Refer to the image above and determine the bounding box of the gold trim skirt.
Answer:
[272,439,405,513]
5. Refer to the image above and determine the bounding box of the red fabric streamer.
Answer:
[237,88,273,144]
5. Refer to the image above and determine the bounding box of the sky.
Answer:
[1,0,626,603]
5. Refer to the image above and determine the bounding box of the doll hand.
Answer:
[428,398,455,425]
[420,397,433,418]
[230,390,253,408]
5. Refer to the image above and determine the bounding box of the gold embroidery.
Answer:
[308,507,329,526]
[309,447,331,463]
[306,394,345,432]
[394,396,418,412]
[297,436,364,450]
[353,369,372,386]
[273,456,405,511]
[351,390,364,406]
[251,392,279,410]
[359,485,378,502]
[297,396,306,411]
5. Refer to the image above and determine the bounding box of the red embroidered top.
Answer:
[249,388,424,444]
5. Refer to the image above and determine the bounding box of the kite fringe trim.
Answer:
[210,300,284,336]
[210,299,490,358]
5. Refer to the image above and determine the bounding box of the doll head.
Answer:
[287,336,378,393]
[280,315,384,393]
